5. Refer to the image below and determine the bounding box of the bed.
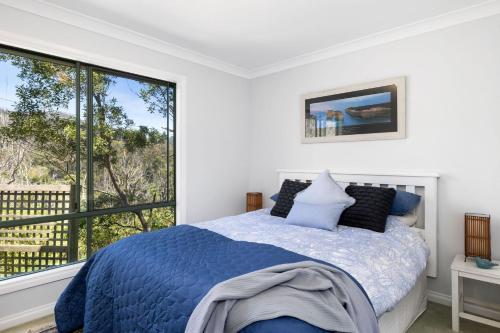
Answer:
[55,170,438,333]
[272,170,439,333]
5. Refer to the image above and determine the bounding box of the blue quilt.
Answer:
[55,225,371,333]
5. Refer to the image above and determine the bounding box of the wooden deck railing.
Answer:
[0,185,78,278]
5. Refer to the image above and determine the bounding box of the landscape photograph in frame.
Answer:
[302,77,405,143]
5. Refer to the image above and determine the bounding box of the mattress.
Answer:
[194,208,429,318]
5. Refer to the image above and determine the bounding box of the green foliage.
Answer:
[139,83,173,118]
[0,54,77,182]
[77,207,175,257]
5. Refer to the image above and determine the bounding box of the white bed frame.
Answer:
[277,169,439,278]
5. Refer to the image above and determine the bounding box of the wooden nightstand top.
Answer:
[451,254,500,281]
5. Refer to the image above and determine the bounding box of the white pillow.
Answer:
[295,169,355,207]
[390,213,418,227]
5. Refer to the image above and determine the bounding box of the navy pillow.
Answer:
[270,193,279,202]
[270,180,311,218]
[339,185,396,233]
[390,191,421,216]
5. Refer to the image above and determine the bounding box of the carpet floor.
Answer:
[408,302,500,333]
[6,302,500,333]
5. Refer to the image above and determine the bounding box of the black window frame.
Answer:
[0,44,177,258]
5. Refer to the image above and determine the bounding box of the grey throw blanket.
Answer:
[185,261,379,333]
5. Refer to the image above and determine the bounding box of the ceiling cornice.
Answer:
[0,0,252,78]
[248,0,500,78]
[0,0,498,79]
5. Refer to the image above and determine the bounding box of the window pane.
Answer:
[90,70,174,211]
[0,50,84,279]
[0,50,78,221]
[90,207,175,253]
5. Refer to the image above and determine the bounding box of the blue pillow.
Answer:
[270,193,279,202]
[390,191,421,216]
[285,201,346,231]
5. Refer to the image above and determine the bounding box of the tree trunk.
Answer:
[102,154,150,232]
[94,92,150,232]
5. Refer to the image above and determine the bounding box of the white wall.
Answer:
[248,15,500,303]
[0,4,250,326]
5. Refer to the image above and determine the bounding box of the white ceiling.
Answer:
[40,0,487,68]
[5,0,498,76]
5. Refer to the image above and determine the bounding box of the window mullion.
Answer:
[172,83,177,208]
[166,85,170,203]
[86,66,94,256]
[75,62,81,213]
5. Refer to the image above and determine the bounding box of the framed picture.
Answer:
[301,77,405,143]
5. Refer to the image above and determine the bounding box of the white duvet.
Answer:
[194,208,429,317]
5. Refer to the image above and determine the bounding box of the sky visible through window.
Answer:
[0,60,168,132]
[108,74,169,132]
[0,60,17,110]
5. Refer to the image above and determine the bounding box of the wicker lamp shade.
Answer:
[246,192,263,212]
[465,213,491,260]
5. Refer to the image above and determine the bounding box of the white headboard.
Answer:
[277,169,439,278]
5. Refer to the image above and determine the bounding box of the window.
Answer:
[0,46,176,279]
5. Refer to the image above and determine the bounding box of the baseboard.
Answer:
[427,290,500,321]
[0,301,55,331]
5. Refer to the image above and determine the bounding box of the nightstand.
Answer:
[246,192,262,212]
[451,254,500,331]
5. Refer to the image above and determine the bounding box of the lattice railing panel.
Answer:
[0,185,77,278]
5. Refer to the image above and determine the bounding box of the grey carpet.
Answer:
[408,302,500,333]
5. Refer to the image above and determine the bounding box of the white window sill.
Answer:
[0,262,84,296]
